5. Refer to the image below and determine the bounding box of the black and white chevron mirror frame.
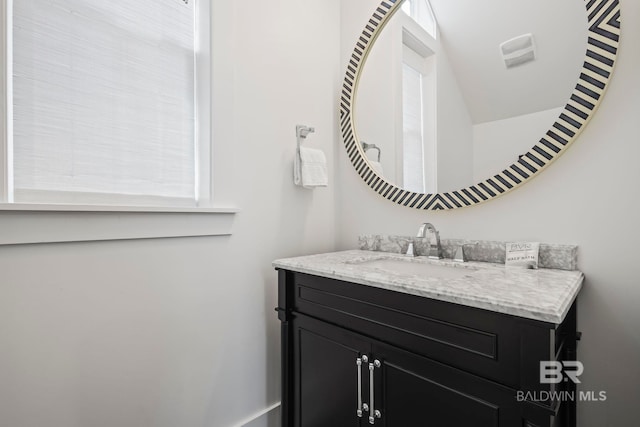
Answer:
[340,0,621,210]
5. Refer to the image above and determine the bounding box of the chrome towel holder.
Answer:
[296,125,315,151]
[362,141,381,162]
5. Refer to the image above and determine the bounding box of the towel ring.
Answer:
[362,142,381,162]
[296,125,315,152]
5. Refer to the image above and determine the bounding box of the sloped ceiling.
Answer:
[428,0,588,124]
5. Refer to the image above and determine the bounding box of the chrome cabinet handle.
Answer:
[368,360,382,424]
[356,355,369,417]
[356,357,363,417]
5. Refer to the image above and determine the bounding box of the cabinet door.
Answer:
[372,342,521,427]
[292,314,371,427]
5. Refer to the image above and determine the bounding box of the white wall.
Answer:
[473,107,564,181]
[354,17,399,182]
[434,42,474,192]
[0,1,340,427]
[339,0,639,425]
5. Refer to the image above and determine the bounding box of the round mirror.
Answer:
[341,0,621,210]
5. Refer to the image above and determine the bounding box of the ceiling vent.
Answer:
[500,34,536,69]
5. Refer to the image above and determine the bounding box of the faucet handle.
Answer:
[453,242,479,262]
[405,242,416,257]
[453,246,467,262]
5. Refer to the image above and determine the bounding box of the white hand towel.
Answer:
[294,146,328,188]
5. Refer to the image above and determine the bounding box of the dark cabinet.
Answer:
[291,314,520,427]
[293,314,370,427]
[277,270,579,427]
[373,342,521,426]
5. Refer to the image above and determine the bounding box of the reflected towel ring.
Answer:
[362,141,381,162]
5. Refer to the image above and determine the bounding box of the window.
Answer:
[401,43,436,194]
[402,63,425,193]
[401,0,437,40]
[398,14,437,194]
[1,0,211,208]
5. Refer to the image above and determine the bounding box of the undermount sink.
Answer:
[352,257,478,279]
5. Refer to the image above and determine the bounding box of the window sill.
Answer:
[0,203,239,246]
[0,203,239,214]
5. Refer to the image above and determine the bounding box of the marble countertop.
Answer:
[273,250,584,324]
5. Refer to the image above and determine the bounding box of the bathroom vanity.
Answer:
[274,247,583,427]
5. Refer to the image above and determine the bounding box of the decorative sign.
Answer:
[506,242,540,269]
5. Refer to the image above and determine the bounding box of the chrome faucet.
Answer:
[417,223,443,260]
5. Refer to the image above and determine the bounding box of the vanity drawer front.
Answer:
[290,272,549,389]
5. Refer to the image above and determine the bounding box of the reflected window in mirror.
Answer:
[402,63,426,193]
[401,0,437,39]
[402,45,436,194]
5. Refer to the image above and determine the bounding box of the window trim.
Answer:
[0,0,238,245]
[0,206,239,246]
[1,0,11,203]
[1,0,218,211]
[195,0,212,206]
[0,203,238,214]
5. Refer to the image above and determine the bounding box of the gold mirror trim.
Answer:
[340,0,621,210]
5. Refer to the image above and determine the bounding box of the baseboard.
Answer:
[230,402,281,427]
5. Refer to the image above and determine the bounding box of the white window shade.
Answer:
[12,0,196,205]
[402,63,425,194]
